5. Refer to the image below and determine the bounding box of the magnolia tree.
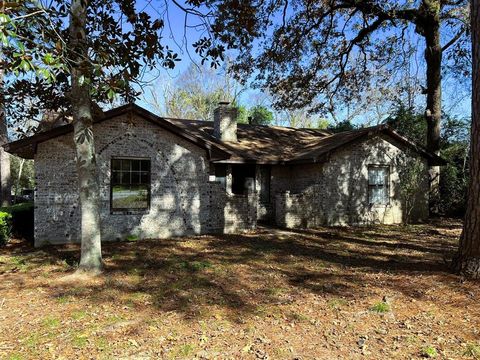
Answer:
[2,0,180,272]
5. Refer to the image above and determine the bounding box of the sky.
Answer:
[132,0,472,127]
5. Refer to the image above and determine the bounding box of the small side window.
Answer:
[368,165,389,205]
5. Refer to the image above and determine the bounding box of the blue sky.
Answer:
[133,0,471,126]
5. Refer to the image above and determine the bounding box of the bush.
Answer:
[0,211,12,246]
[0,202,34,244]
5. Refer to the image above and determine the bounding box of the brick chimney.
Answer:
[213,101,237,142]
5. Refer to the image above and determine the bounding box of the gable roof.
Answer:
[4,103,445,165]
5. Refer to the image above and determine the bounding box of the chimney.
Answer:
[213,101,237,142]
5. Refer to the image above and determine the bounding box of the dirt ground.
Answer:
[1,219,479,360]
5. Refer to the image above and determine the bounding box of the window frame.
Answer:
[110,157,151,214]
[367,165,390,206]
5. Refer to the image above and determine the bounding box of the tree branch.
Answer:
[442,28,466,51]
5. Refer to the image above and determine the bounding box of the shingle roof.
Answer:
[4,103,445,165]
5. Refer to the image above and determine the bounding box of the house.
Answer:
[5,102,444,246]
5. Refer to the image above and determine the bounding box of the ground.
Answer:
[1,220,480,360]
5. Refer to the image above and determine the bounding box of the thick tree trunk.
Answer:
[422,1,443,213]
[69,0,102,272]
[453,0,480,278]
[0,68,11,207]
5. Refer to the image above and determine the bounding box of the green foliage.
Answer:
[4,1,180,128]
[385,106,427,145]
[387,106,470,216]
[248,105,274,125]
[398,157,426,224]
[0,203,34,243]
[327,120,356,133]
[421,345,438,358]
[0,212,12,246]
[464,343,480,359]
[370,301,390,313]
[126,234,139,242]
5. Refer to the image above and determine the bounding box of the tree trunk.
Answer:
[69,0,103,272]
[453,0,480,278]
[15,158,25,203]
[422,1,442,213]
[0,68,11,207]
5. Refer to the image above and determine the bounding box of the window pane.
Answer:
[131,172,140,184]
[369,186,386,204]
[368,168,386,185]
[112,171,121,184]
[121,159,131,171]
[141,160,150,172]
[131,160,141,171]
[140,171,149,184]
[112,159,121,171]
[112,185,149,209]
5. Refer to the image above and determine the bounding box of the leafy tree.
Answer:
[385,106,428,145]
[187,0,470,193]
[327,120,356,133]
[386,106,469,216]
[3,1,180,272]
[248,105,273,125]
[454,0,480,278]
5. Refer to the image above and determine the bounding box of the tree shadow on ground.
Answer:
[0,221,471,322]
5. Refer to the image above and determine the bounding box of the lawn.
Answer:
[1,220,480,359]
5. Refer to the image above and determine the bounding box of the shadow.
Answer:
[2,220,471,323]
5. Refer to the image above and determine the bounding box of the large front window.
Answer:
[111,158,150,211]
[368,165,389,205]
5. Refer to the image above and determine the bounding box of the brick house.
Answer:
[5,102,444,246]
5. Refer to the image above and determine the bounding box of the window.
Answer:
[258,166,271,203]
[231,164,255,195]
[368,166,389,205]
[111,158,150,211]
[214,164,227,189]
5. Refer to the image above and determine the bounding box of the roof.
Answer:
[4,103,445,166]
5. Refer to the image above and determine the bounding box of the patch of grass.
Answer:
[71,310,88,320]
[289,311,309,322]
[23,332,41,349]
[370,301,390,313]
[96,336,112,352]
[8,256,29,271]
[265,286,285,296]
[328,298,348,310]
[176,343,195,357]
[179,260,212,272]
[126,234,139,242]
[7,353,24,360]
[56,295,72,304]
[71,333,88,348]
[464,343,480,359]
[421,345,438,358]
[42,316,60,329]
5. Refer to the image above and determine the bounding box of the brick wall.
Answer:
[34,114,256,246]
[274,135,430,228]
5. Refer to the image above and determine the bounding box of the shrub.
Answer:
[0,211,12,246]
[370,301,390,313]
[0,202,34,244]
